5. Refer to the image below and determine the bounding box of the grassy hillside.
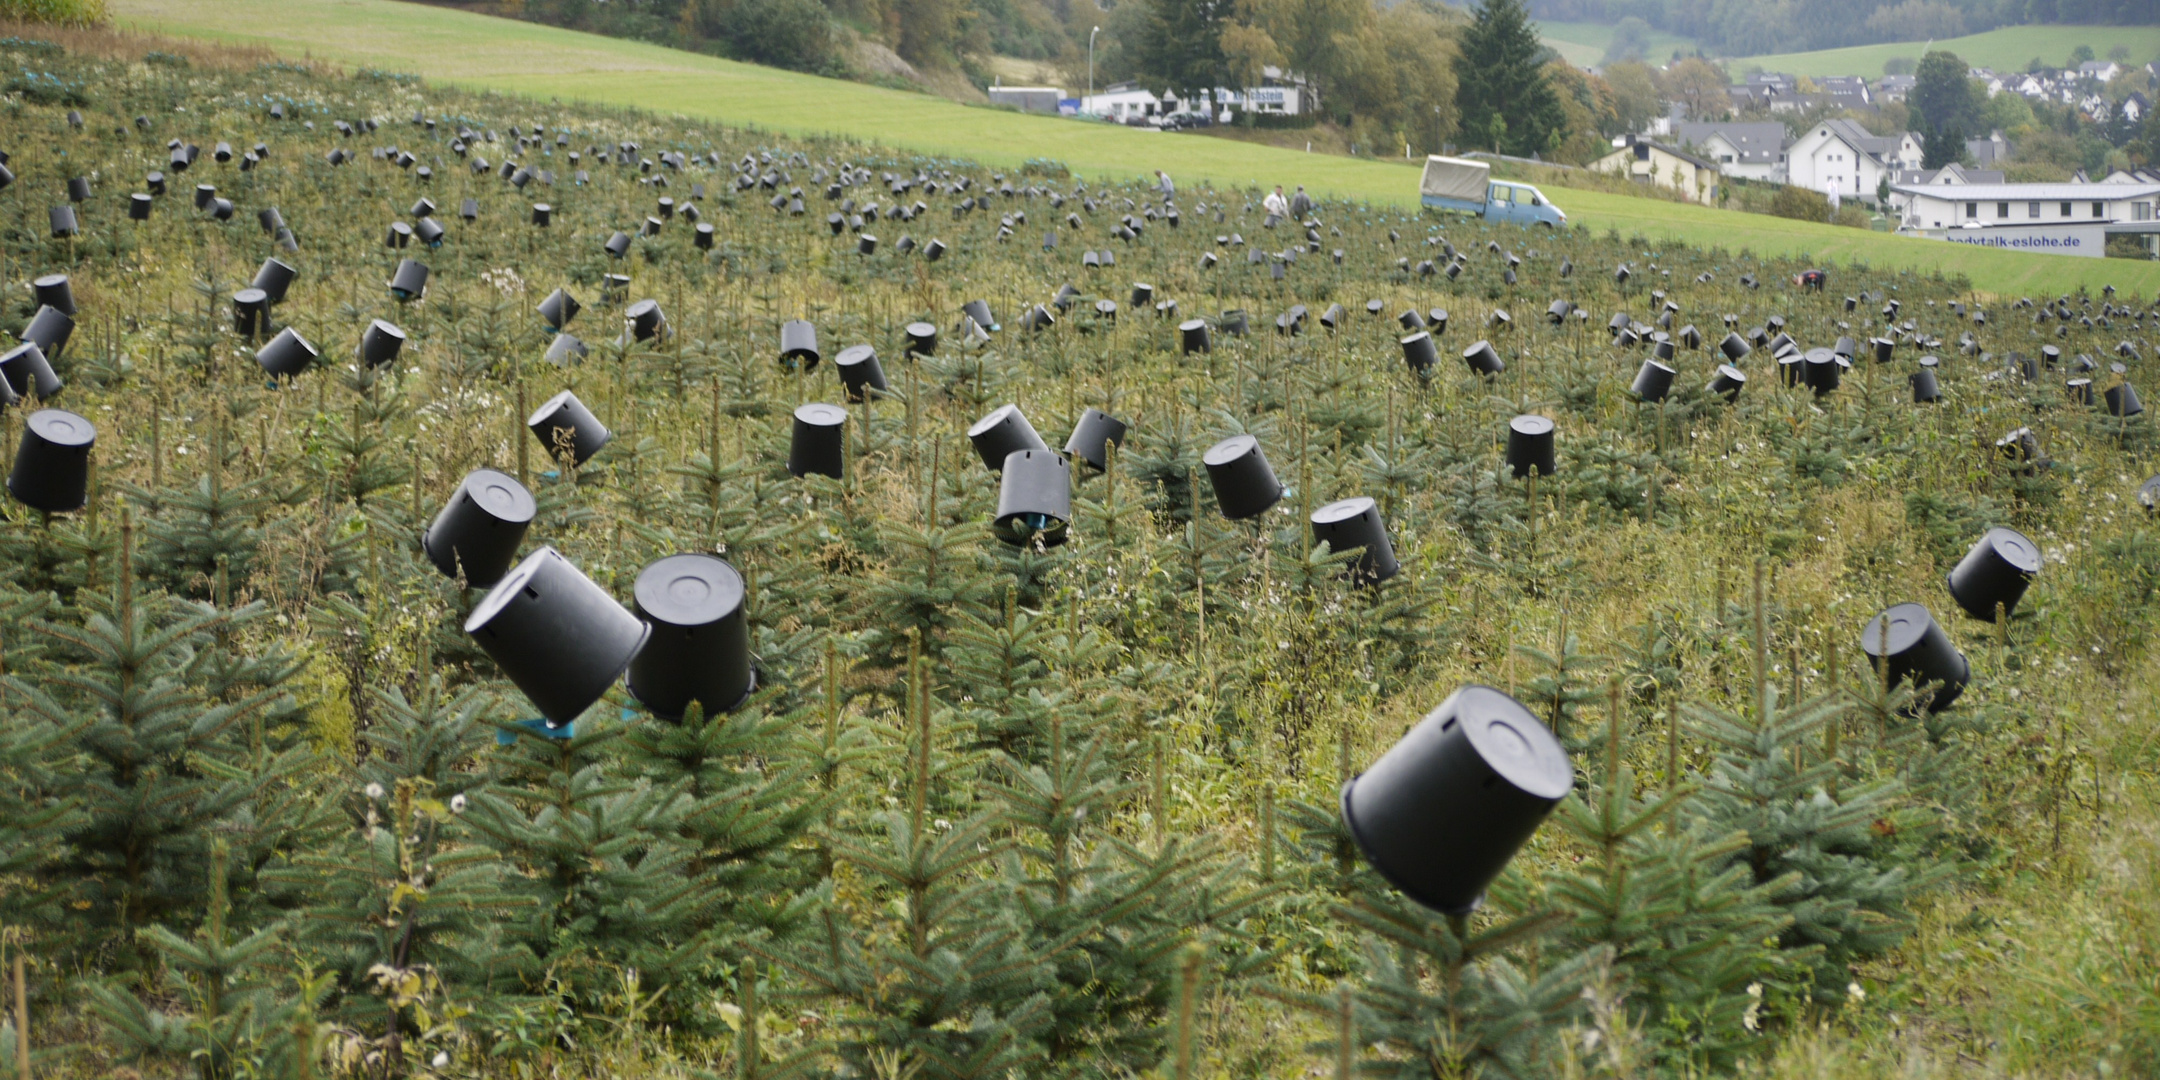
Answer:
[1732,23,2160,79]
[1538,18,1705,67]
[1,23,2158,1079]
[112,0,2160,301]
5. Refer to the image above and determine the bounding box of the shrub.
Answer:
[0,0,107,27]
[708,0,832,73]
[1767,183,1831,222]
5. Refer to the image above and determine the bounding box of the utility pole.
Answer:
[1089,26,1101,106]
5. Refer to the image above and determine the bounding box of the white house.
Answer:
[1785,118,1922,203]
[2078,60,2123,82]
[1079,84,1162,122]
[1671,121,1788,182]
[1890,180,2160,231]
[1081,69,1312,123]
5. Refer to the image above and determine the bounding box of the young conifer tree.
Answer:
[89,840,297,1080]
[988,705,1270,1077]
[9,515,306,943]
[462,716,704,1023]
[1548,683,1788,1070]
[126,406,275,599]
[1683,567,1937,1002]
[757,636,1051,1080]
[618,694,832,1031]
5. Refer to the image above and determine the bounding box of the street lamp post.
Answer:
[1088,26,1101,108]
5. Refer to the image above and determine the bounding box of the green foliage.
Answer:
[1768,184,1831,223]
[1458,0,1567,157]
[0,36,2149,1079]
[0,0,107,29]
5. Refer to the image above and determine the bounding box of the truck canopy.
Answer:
[1420,155,1490,203]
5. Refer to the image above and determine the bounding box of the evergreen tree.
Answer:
[463,718,705,1025]
[1910,50,1980,137]
[263,646,530,1070]
[1455,0,1566,158]
[0,590,77,933]
[9,517,308,944]
[1682,571,1940,1002]
[757,640,1052,1080]
[1548,690,1788,1071]
[1295,883,1607,1079]
[620,696,832,1029]
[1138,0,1232,100]
[125,406,274,600]
[89,840,301,1080]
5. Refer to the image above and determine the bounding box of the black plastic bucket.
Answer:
[464,546,650,727]
[787,402,848,479]
[252,258,298,305]
[1202,434,1283,520]
[627,553,754,719]
[255,327,318,379]
[1707,364,1746,402]
[835,344,888,401]
[7,408,94,512]
[1631,359,1676,402]
[1860,603,1969,713]
[1341,685,1571,914]
[1310,496,1399,585]
[1506,415,1555,479]
[0,344,60,401]
[1462,339,1504,376]
[1063,407,1127,471]
[538,287,580,330]
[1945,527,2039,622]
[423,468,535,587]
[779,319,820,369]
[967,403,1048,472]
[528,390,610,465]
[993,448,1071,547]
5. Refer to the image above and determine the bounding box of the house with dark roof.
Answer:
[1966,130,2013,168]
[1819,76,1873,111]
[1786,118,1922,203]
[1670,121,1789,182]
[1589,137,1722,205]
[1729,72,1801,114]
[1894,163,2005,187]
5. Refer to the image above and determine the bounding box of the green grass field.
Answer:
[1732,23,2160,79]
[114,0,2160,299]
[1537,19,1705,67]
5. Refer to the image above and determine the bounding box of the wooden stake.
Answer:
[12,951,26,1080]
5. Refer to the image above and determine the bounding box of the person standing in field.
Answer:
[1289,184,1312,218]
[1263,185,1289,220]
[1156,170,1174,203]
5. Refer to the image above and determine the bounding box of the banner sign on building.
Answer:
[1942,224,2107,258]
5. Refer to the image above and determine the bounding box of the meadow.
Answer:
[1732,24,2160,81]
[1535,19,1705,67]
[0,25,2157,1080]
[106,0,2160,301]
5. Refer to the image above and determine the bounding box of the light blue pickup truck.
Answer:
[1419,155,1567,228]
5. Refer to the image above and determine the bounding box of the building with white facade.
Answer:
[1670,121,1788,182]
[1890,180,2160,232]
[1786,118,1922,203]
[1078,83,1163,122]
